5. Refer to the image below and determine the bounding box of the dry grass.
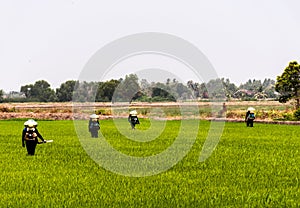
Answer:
[0,101,295,121]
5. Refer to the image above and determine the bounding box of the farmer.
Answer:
[245,108,255,127]
[128,110,140,130]
[218,102,227,117]
[22,119,45,155]
[89,114,100,138]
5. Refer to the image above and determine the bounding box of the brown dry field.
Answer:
[0,101,298,124]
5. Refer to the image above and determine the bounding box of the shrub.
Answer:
[0,106,16,112]
[282,112,294,121]
[96,109,112,115]
[294,108,300,121]
[140,108,150,115]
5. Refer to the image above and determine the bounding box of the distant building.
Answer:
[3,91,26,99]
[233,89,255,98]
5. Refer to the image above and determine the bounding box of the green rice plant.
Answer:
[0,119,299,207]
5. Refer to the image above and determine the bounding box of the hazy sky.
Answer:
[1,0,300,92]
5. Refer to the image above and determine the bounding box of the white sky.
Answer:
[1,0,300,92]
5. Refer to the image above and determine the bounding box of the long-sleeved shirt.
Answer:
[22,127,44,146]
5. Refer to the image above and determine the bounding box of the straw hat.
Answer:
[90,114,99,119]
[247,107,255,113]
[130,110,137,115]
[24,119,38,127]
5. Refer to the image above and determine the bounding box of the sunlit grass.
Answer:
[0,119,299,207]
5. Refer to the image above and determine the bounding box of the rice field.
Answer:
[0,119,299,207]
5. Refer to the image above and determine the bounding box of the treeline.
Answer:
[0,74,277,103]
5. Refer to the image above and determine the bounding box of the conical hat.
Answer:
[90,114,99,119]
[24,119,38,127]
[247,107,255,113]
[130,110,137,115]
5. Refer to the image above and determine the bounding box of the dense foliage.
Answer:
[5,59,300,103]
[56,80,77,102]
[275,61,300,108]
[1,75,278,103]
[20,80,57,102]
[0,90,3,102]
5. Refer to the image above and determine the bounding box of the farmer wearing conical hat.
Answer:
[22,119,45,155]
[128,110,140,130]
[89,114,100,138]
[245,107,255,127]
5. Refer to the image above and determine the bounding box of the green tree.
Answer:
[20,80,57,102]
[140,79,152,97]
[72,81,99,102]
[33,80,57,102]
[175,83,189,99]
[239,79,262,93]
[20,84,34,99]
[275,61,300,108]
[0,89,3,102]
[167,81,191,100]
[221,78,237,99]
[206,78,226,99]
[113,74,140,102]
[152,87,175,101]
[56,80,76,102]
[262,78,277,98]
[187,80,202,98]
[150,82,175,101]
[96,79,121,102]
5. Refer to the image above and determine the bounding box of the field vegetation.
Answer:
[0,119,299,207]
[1,100,300,122]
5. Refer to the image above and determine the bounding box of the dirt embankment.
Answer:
[1,101,299,125]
